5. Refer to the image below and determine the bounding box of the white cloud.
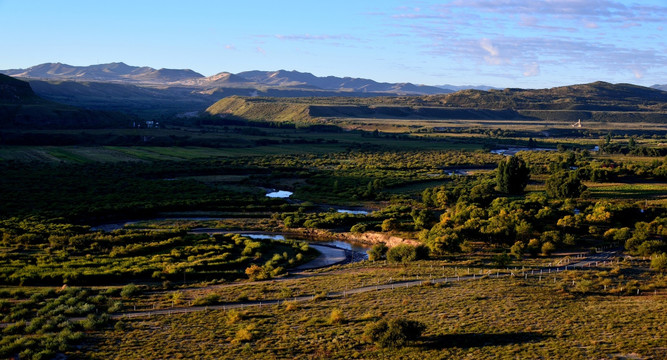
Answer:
[480,38,505,65]
[225,44,236,50]
[523,62,540,77]
[480,38,499,57]
[256,47,266,55]
[632,68,644,79]
[584,21,599,29]
[274,34,358,41]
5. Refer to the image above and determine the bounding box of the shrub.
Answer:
[510,241,525,259]
[79,313,109,330]
[387,244,428,263]
[120,284,140,299]
[381,218,398,232]
[541,241,556,256]
[527,238,541,257]
[363,318,426,348]
[245,264,271,281]
[193,293,220,306]
[328,308,344,325]
[284,301,298,312]
[350,223,369,233]
[636,240,667,257]
[2,320,26,335]
[650,253,667,272]
[226,309,245,325]
[367,243,388,261]
[270,266,286,277]
[233,324,255,344]
[493,252,511,268]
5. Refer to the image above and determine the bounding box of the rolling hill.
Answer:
[206,82,667,124]
[429,81,667,111]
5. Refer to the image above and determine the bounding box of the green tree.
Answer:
[510,241,525,259]
[527,238,541,257]
[541,241,556,256]
[650,253,667,272]
[245,264,271,281]
[545,171,587,199]
[363,318,426,348]
[496,156,530,194]
[386,244,428,263]
[367,243,388,261]
[628,137,636,149]
[494,252,511,267]
[381,218,398,232]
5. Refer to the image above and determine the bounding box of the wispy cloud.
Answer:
[523,62,540,77]
[480,38,506,65]
[383,0,667,83]
[256,47,266,55]
[275,34,359,41]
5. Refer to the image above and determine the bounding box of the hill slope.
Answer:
[205,96,530,123]
[430,82,667,111]
[206,82,667,124]
[0,74,129,129]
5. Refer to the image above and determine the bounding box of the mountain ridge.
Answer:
[2,62,204,83]
[1,63,451,95]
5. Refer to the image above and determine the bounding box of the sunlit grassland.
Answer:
[80,267,667,360]
[595,154,667,163]
[0,134,482,164]
[384,179,452,195]
[133,255,578,310]
[332,117,667,132]
[586,182,667,200]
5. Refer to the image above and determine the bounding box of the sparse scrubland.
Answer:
[1,82,666,359]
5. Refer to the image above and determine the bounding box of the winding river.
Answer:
[90,190,371,270]
[91,221,369,270]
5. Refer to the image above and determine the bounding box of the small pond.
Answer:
[490,147,557,156]
[266,190,293,198]
[337,209,369,215]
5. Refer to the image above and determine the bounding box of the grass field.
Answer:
[79,264,667,360]
[586,182,667,200]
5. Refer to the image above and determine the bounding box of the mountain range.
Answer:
[1,62,449,95]
[0,63,458,116]
[2,62,666,124]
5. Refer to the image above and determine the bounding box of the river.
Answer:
[90,222,369,270]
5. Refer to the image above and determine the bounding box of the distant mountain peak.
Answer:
[234,69,448,94]
[1,62,204,83]
[3,63,452,95]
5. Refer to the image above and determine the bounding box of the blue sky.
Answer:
[1,0,665,88]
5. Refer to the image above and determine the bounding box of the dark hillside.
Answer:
[0,74,130,129]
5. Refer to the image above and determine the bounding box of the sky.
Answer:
[1,0,666,88]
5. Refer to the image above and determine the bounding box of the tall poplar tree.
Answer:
[496,156,530,194]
